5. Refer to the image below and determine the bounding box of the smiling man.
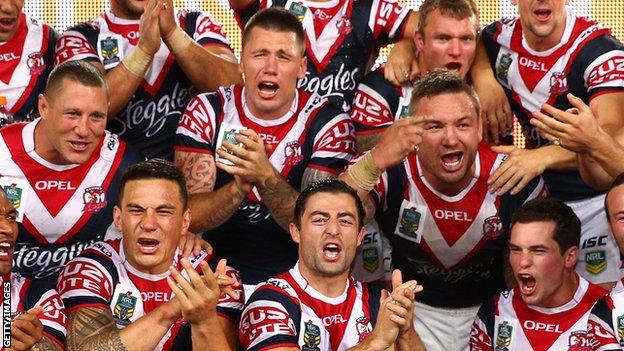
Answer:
[0,61,143,287]
[56,159,244,351]
[470,198,620,351]
[340,69,546,351]
[174,7,356,296]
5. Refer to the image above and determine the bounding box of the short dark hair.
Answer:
[604,172,624,222]
[118,159,188,209]
[418,0,480,36]
[242,7,305,56]
[44,61,107,97]
[294,179,365,230]
[409,69,481,117]
[510,197,581,255]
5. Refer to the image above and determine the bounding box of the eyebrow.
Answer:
[125,203,176,210]
[309,210,356,219]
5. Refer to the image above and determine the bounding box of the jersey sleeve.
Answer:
[309,109,356,174]
[579,35,624,99]
[54,23,99,65]
[56,246,118,313]
[351,70,398,136]
[25,281,67,349]
[183,10,233,49]
[587,296,622,351]
[368,0,411,44]
[469,296,496,351]
[175,91,222,155]
[239,283,300,351]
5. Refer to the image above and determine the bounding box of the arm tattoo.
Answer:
[67,307,128,351]
[175,151,216,194]
[301,168,337,189]
[356,134,381,153]
[32,337,61,351]
[257,172,300,230]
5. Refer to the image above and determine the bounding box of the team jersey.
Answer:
[1,272,67,349]
[0,13,57,124]
[234,0,411,112]
[372,142,546,308]
[607,279,624,348]
[239,262,380,350]
[482,7,624,201]
[470,276,620,351]
[351,68,413,136]
[351,221,392,283]
[175,85,356,284]
[0,119,144,282]
[55,10,233,160]
[56,239,245,350]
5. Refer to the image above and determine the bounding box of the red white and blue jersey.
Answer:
[482,7,624,201]
[55,10,233,160]
[607,279,624,348]
[234,0,411,112]
[0,13,57,123]
[239,262,379,351]
[470,276,620,351]
[175,85,356,284]
[56,239,245,350]
[0,119,143,282]
[372,143,546,308]
[351,68,413,136]
[1,272,67,349]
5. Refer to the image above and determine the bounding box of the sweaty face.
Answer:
[240,27,307,120]
[0,0,24,42]
[37,78,108,165]
[513,0,568,51]
[114,179,190,275]
[290,192,363,279]
[0,190,18,275]
[509,221,576,308]
[111,0,147,19]
[415,9,478,79]
[415,92,481,196]
[606,185,624,253]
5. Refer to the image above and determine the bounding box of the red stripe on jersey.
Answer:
[11,24,50,115]
[57,141,127,244]
[305,0,354,72]
[283,272,357,351]
[0,14,27,85]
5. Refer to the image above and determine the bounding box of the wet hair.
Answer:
[118,159,188,209]
[294,179,365,230]
[44,60,107,97]
[417,0,480,36]
[241,7,306,56]
[604,172,624,222]
[409,68,481,117]
[510,197,581,255]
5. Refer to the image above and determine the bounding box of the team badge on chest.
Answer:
[288,2,308,22]
[284,141,303,165]
[585,250,606,275]
[27,52,45,76]
[549,72,568,94]
[495,321,512,351]
[98,35,124,68]
[302,320,321,351]
[496,53,513,87]
[395,199,426,243]
[113,291,137,326]
[83,186,107,212]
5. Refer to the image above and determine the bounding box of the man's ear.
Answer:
[563,246,578,269]
[113,205,122,232]
[38,94,49,120]
[290,223,301,244]
[356,227,365,247]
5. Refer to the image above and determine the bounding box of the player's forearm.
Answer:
[579,132,624,189]
[256,169,299,230]
[537,144,577,171]
[163,29,241,92]
[356,133,382,153]
[395,329,426,351]
[32,337,63,351]
[191,317,234,351]
[101,46,155,117]
[469,41,494,83]
[189,181,246,232]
